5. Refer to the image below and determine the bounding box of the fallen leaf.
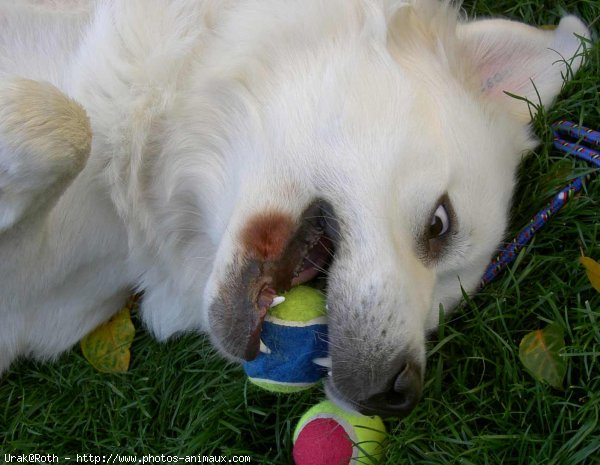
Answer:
[519,323,566,389]
[580,256,600,293]
[81,306,135,373]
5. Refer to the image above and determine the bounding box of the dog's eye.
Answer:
[421,197,454,262]
[429,204,450,238]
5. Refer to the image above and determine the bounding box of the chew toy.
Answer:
[240,120,600,465]
[243,285,388,465]
[293,400,387,465]
[242,285,329,392]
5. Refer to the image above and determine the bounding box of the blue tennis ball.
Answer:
[243,286,329,392]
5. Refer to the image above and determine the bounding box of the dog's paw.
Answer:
[0,77,91,232]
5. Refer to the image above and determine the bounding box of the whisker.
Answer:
[170,209,205,218]
[320,241,336,258]
[302,213,343,238]
[304,256,331,276]
[172,228,202,233]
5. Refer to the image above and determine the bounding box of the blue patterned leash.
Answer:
[480,121,600,287]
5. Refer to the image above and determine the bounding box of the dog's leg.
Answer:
[0,76,91,233]
[0,78,131,374]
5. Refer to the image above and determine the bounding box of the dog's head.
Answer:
[190,1,590,416]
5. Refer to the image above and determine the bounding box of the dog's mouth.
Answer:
[209,201,337,361]
[256,202,334,306]
[250,201,336,357]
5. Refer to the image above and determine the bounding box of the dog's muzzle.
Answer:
[208,200,337,361]
[326,353,424,418]
[358,360,423,417]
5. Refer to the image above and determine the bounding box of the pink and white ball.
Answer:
[293,401,387,465]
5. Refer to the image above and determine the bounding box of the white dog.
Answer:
[0,0,590,416]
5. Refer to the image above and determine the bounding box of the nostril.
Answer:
[396,362,409,379]
[358,361,423,418]
[393,362,415,394]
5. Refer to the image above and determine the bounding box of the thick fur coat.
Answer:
[0,0,590,415]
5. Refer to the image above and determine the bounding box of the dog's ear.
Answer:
[458,16,590,122]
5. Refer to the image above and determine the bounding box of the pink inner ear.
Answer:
[479,64,515,97]
[465,15,590,117]
[474,41,539,100]
[476,46,556,110]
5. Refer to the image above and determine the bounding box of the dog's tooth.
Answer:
[327,371,332,377]
[270,296,285,308]
[260,340,272,355]
[313,357,332,368]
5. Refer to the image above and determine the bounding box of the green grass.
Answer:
[2,1,600,464]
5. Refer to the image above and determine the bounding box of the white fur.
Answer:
[0,0,590,408]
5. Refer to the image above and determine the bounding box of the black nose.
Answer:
[358,362,423,417]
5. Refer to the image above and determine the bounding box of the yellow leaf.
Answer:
[579,256,600,293]
[518,323,566,389]
[81,306,135,373]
